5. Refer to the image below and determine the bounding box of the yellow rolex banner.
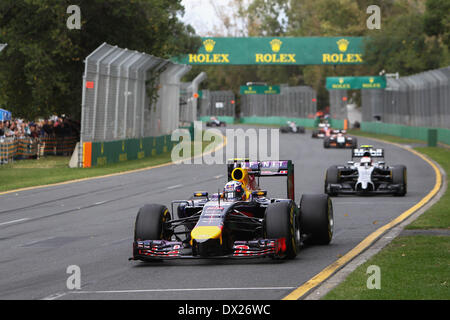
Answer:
[175,37,365,65]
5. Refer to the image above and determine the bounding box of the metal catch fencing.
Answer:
[361,67,450,128]
[81,43,191,144]
[199,90,235,118]
[240,86,317,118]
[328,90,348,120]
[180,72,207,124]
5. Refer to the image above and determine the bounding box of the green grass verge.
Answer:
[322,130,449,300]
[347,129,425,145]
[0,133,222,192]
[406,147,450,230]
[323,235,450,300]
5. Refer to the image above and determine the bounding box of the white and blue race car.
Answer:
[324,146,407,196]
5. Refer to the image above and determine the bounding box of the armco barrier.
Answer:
[82,134,175,167]
[239,116,318,127]
[361,122,450,146]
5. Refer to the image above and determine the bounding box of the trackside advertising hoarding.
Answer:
[326,76,386,89]
[175,37,365,65]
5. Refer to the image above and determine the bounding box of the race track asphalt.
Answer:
[0,125,436,300]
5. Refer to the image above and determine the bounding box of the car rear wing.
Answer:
[352,147,384,159]
[227,159,295,201]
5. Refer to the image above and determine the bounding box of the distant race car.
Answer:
[323,130,357,149]
[280,121,305,134]
[205,117,226,127]
[312,122,332,138]
[130,159,334,261]
[324,145,407,196]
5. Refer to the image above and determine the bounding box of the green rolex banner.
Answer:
[175,37,365,65]
[326,76,386,89]
[240,85,280,95]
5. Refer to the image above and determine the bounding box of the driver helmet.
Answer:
[360,156,372,167]
[223,181,245,201]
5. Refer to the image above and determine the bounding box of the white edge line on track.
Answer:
[43,287,296,299]
[0,218,30,226]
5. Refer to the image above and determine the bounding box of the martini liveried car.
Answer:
[130,159,334,261]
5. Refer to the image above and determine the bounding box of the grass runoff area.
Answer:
[324,129,450,300]
[0,132,221,192]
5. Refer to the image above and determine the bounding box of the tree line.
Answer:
[0,0,201,120]
[187,0,449,111]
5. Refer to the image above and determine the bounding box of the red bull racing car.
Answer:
[323,130,357,149]
[130,160,334,261]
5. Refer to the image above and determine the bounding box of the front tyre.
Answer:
[134,204,171,241]
[265,201,300,259]
[300,194,333,245]
[325,165,339,196]
[392,165,407,196]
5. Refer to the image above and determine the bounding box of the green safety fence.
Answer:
[361,122,450,146]
[90,134,176,166]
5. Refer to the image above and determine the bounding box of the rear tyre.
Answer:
[392,165,407,196]
[265,201,299,259]
[297,126,305,134]
[280,126,289,133]
[300,194,333,245]
[323,137,331,148]
[312,130,319,138]
[134,204,171,241]
[325,165,339,196]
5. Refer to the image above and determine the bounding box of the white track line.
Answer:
[69,287,296,295]
[41,292,68,300]
[0,218,30,226]
[167,184,183,190]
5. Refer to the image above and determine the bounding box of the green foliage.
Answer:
[0,0,201,120]
[364,13,447,75]
[193,0,449,111]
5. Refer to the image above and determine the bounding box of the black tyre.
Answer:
[297,126,305,134]
[312,130,319,138]
[350,137,358,148]
[300,194,334,245]
[323,137,331,148]
[280,126,289,133]
[392,165,407,196]
[265,201,300,259]
[324,165,339,196]
[134,204,171,241]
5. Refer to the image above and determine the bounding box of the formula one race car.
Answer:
[205,117,226,127]
[130,159,334,261]
[311,122,332,138]
[323,130,357,149]
[280,121,305,134]
[324,146,407,196]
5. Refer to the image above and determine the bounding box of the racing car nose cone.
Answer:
[191,226,222,242]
